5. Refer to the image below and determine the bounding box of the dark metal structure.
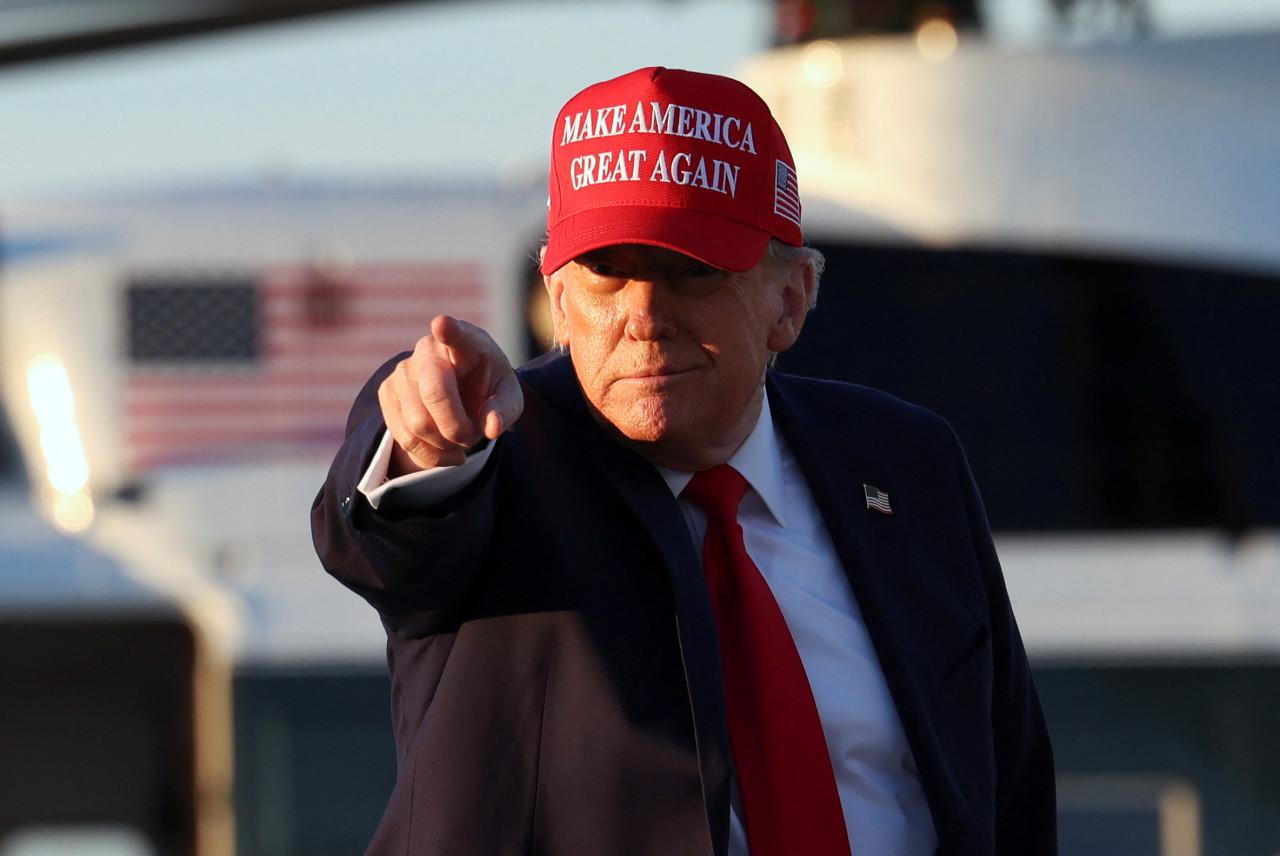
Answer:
[0,0,432,67]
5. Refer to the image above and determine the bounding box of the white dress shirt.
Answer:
[359,390,937,855]
[658,393,937,856]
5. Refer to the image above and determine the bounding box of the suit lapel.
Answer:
[766,373,924,685]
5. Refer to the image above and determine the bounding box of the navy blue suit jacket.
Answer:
[312,351,1056,856]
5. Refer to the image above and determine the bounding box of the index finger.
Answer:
[432,316,524,440]
[412,340,479,447]
[431,315,501,371]
[423,315,517,443]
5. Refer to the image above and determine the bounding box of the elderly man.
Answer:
[312,67,1056,856]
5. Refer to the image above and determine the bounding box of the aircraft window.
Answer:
[780,244,1280,531]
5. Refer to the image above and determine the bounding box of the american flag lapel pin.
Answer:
[864,484,893,514]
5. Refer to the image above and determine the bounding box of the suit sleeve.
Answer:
[950,427,1059,854]
[310,355,497,637]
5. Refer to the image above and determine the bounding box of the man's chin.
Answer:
[589,400,684,451]
[605,413,681,449]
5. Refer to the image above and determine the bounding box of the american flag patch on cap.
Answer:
[864,484,893,514]
[773,160,801,227]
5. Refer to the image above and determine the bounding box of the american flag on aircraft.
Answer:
[122,262,487,471]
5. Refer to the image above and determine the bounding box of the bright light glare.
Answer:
[28,357,77,423]
[54,492,95,532]
[39,423,90,494]
[803,41,844,87]
[916,18,958,62]
[27,355,93,503]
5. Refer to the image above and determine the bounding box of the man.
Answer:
[312,67,1056,855]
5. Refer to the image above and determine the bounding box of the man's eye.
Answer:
[685,264,725,279]
[583,261,623,277]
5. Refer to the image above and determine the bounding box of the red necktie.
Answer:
[682,464,852,856]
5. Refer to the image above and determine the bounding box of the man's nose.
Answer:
[623,280,675,341]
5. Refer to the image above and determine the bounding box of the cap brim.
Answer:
[540,205,773,275]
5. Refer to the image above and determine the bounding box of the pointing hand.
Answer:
[378,315,524,474]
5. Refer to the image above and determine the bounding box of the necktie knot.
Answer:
[682,464,749,522]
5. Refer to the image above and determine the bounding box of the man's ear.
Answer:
[543,270,570,348]
[766,258,815,354]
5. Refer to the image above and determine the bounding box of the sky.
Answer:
[0,0,1277,201]
[0,0,773,200]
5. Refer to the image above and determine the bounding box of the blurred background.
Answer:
[0,0,1278,854]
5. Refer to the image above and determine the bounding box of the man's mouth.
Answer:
[618,365,696,384]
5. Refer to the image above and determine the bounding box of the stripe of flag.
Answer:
[123,262,487,471]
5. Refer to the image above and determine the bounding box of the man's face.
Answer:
[544,243,813,471]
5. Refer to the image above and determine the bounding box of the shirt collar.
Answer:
[657,389,789,528]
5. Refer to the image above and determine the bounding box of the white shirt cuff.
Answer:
[357,429,495,511]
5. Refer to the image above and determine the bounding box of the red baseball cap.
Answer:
[541,67,804,275]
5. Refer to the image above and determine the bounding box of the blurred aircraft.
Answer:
[0,0,444,67]
[2,4,1279,855]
